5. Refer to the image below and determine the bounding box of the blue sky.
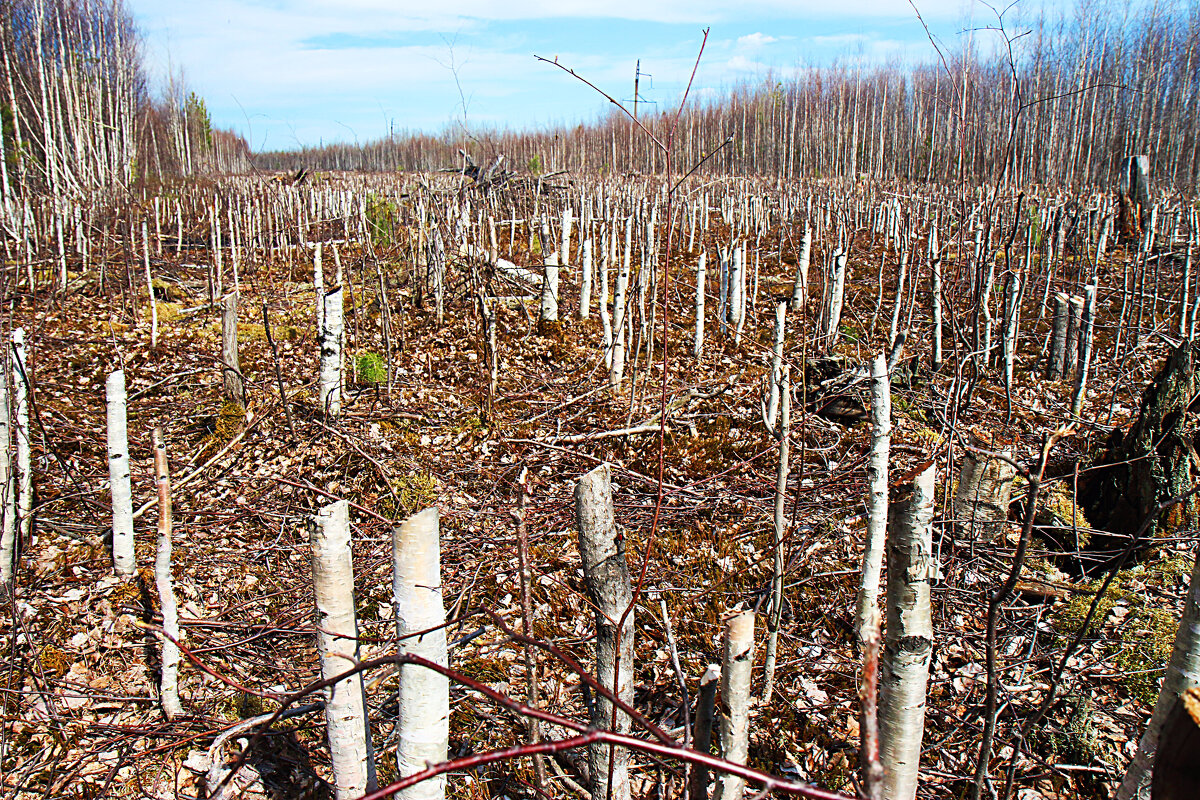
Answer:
[130,0,1023,153]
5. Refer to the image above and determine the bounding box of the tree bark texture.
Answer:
[319,286,344,418]
[311,499,375,800]
[152,428,183,720]
[713,610,755,800]
[857,354,891,644]
[221,291,244,407]
[106,370,135,576]
[953,439,1016,543]
[574,464,634,800]
[392,508,449,800]
[879,462,936,800]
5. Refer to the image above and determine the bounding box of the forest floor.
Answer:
[2,182,1191,800]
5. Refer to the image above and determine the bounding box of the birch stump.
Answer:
[319,286,344,418]
[106,370,135,576]
[953,439,1015,543]
[789,224,811,313]
[311,500,375,799]
[878,463,936,800]
[222,291,244,407]
[694,252,707,359]
[824,249,847,353]
[0,357,12,588]
[12,329,30,547]
[690,664,720,800]
[574,464,634,800]
[857,355,891,642]
[393,508,449,800]
[712,611,755,800]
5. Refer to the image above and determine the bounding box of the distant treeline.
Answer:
[0,0,250,204]
[257,0,1200,191]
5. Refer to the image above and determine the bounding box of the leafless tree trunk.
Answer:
[789,223,811,313]
[12,329,30,548]
[712,611,755,800]
[0,354,12,589]
[221,291,244,407]
[824,248,847,353]
[320,286,344,418]
[684,663,718,800]
[694,251,707,359]
[879,463,936,800]
[152,427,183,720]
[575,464,634,800]
[311,499,376,799]
[392,508,449,800]
[1072,283,1097,416]
[106,370,134,576]
[857,355,891,643]
[762,366,790,703]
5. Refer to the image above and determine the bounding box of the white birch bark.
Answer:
[764,301,786,429]
[311,500,375,800]
[314,242,325,331]
[106,370,134,577]
[789,223,811,313]
[712,611,755,800]
[889,246,909,348]
[600,227,613,368]
[930,226,943,368]
[732,245,746,344]
[953,441,1016,542]
[1002,274,1022,392]
[762,368,790,703]
[144,224,157,351]
[1180,226,1193,338]
[580,238,593,319]
[718,246,729,333]
[539,213,559,323]
[1064,294,1084,378]
[319,287,344,418]
[611,223,632,389]
[560,207,574,266]
[0,358,11,588]
[825,249,847,352]
[1072,283,1098,416]
[392,508,449,800]
[1047,292,1070,379]
[878,463,937,800]
[694,251,707,360]
[12,329,30,547]
[856,355,891,644]
[152,428,184,719]
[574,464,633,800]
[1118,547,1200,800]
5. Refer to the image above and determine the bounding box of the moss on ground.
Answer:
[1053,553,1191,706]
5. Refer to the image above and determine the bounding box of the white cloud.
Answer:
[736,32,779,48]
[128,0,972,148]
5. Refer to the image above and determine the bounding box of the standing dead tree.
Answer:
[575,464,634,800]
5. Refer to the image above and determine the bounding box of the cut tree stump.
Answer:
[1080,339,1200,542]
[1119,155,1151,242]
